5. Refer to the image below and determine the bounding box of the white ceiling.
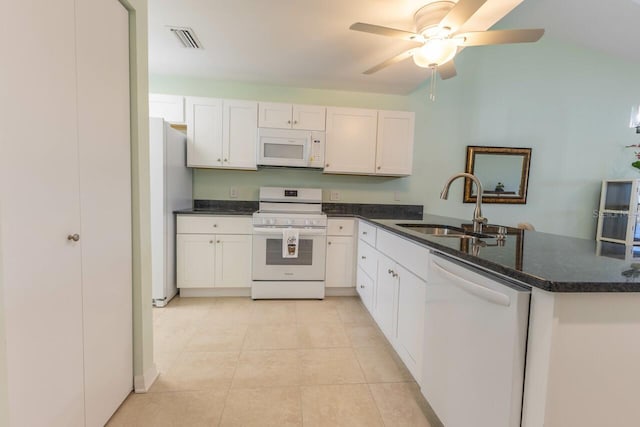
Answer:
[148,0,640,95]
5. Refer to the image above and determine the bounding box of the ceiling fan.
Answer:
[350,0,544,80]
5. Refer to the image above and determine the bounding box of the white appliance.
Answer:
[149,117,193,307]
[422,254,530,427]
[252,187,327,299]
[257,128,325,168]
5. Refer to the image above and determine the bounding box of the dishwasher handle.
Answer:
[431,260,511,307]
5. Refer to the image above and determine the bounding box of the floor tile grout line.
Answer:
[366,382,389,427]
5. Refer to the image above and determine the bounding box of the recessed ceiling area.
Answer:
[148,0,640,95]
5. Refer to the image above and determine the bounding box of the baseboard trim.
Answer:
[133,363,159,393]
[326,287,358,296]
[179,288,252,297]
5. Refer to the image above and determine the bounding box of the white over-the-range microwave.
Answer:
[257,128,325,168]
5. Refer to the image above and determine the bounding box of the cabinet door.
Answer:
[356,267,375,314]
[324,107,378,174]
[177,234,216,287]
[258,102,292,128]
[376,110,415,176]
[223,100,258,170]
[292,105,326,130]
[326,236,355,287]
[214,234,252,288]
[149,94,185,123]
[185,97,223,167]
[375,254,398,342]
[395,265,426,382]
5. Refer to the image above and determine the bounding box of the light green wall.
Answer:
[151,36,640,239]
[121,0,155,387]
[408,37,640,239]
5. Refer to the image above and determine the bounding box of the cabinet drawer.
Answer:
[357,239,378,279]
[376,229,429,280]
[328,219,355,236]
[358,220,377,246]
[177,215,252,234]
[356,267,375,314]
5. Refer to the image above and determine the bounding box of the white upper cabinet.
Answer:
[324,107,378,174]
[149,93,185,123]
[186,97,257,170]
[325,107,415,176]
[259,102,326,130]
[223,100,258,169]
[376,110,415,176]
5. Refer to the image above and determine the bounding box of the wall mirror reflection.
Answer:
[464,146,532,204]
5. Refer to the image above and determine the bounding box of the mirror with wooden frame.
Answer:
[464,146,532,204]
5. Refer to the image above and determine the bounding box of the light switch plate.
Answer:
[330,191,341,201]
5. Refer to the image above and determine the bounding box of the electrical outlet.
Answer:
[229,187,238,198]
[393,191,401,201]
[330,191,341,201]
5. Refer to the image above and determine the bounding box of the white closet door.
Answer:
[75,0,133,426]
[1,0,85,426]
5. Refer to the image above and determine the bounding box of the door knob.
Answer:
[67,234,80,242]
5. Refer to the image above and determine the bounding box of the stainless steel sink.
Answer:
[396,223,493,239]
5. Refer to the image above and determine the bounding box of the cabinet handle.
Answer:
[377,166,381,170]
[293,120,298,124]
[287,120,291,124]
[217,158,221,162]
[388,268,393,274]
[213,224,218,228]
[328,241,332,245]
[217,240,220,243]
[326,163,330,167]
[209,240,213,244]
[339,226,343,230]
[360,285,365,289]
[224,158,228,162]
[361,256,366,259]
[362,231,367,235]
[67,234,80,242]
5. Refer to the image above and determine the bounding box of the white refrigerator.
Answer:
[149,117,192,307]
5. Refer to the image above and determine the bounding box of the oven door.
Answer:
[252,227,326,281]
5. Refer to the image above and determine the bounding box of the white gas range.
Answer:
[251,187,327,299]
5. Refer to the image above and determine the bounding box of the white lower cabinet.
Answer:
[215,234,252,287]
[177,234,216,287]
[325,219,356,288]
[375,253,398,342]
[176,216,252,288]
[395,264,426,382]
[355,220,428,384]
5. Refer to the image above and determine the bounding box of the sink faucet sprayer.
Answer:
[440,173,488,234]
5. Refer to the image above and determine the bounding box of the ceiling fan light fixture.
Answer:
[413,38,457,68]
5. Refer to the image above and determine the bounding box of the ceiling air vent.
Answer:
[169,26,202,49]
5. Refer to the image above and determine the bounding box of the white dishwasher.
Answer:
[422,254,530,427]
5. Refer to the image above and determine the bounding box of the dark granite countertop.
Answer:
[174,200,640,292]
[363,214,640,293]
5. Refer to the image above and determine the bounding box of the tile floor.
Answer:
[108,296,442,427]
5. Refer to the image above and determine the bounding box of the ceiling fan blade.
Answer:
[440,0,487,32]
[438,59,457,80]
[350,22,423,42]
[455,29,545,46]
[363,49,415,75]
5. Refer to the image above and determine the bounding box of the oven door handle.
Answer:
[253,227,327,236]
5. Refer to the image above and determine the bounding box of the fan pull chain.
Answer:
[429,66,437,101]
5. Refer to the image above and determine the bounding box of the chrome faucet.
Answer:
[440,172,488,233]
